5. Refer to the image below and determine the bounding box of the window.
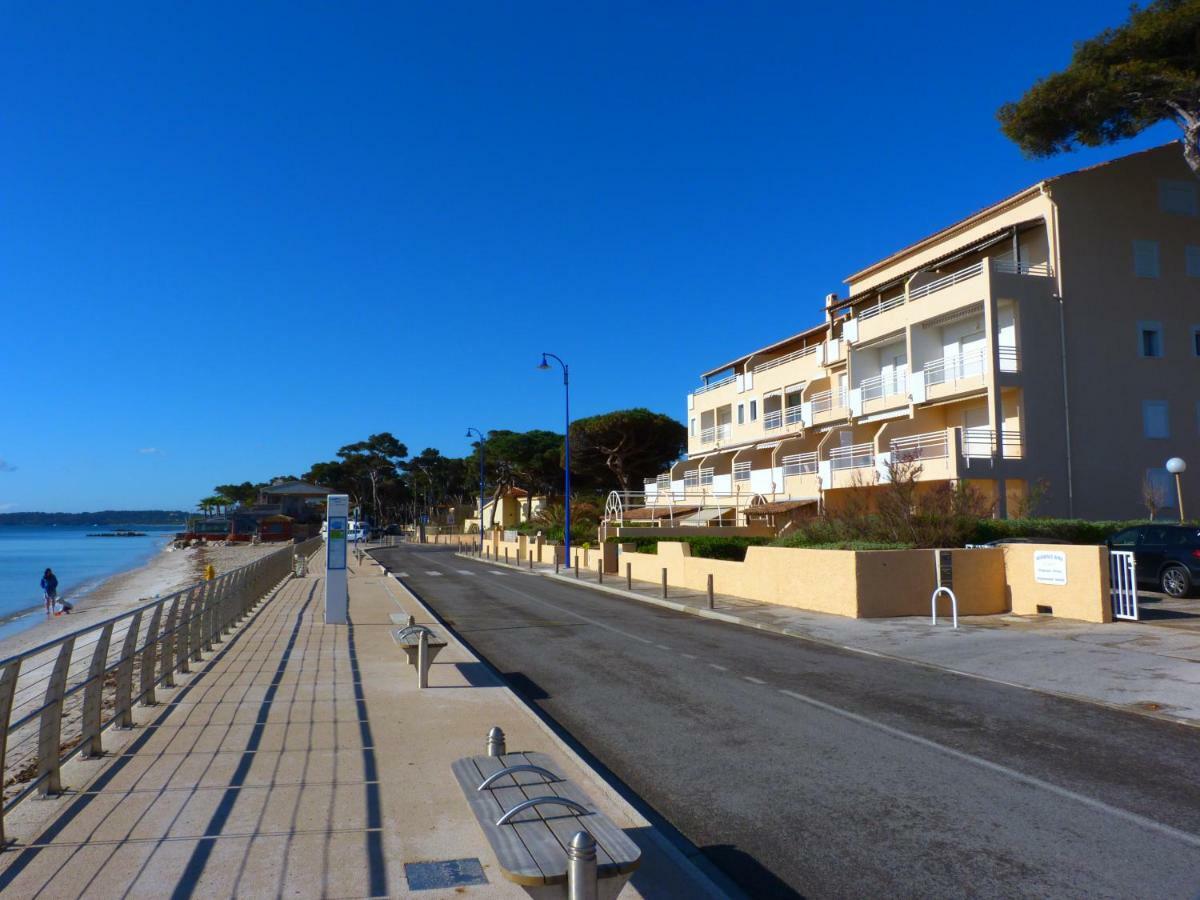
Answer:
[749,400,758,421]
[1142,473,1178,515]
[699,467,714,486]
[733,461,751,482]
[683,469,699,488]
[1160,180,1198,216]
[689,418,696,437]
[1142,400,1170,439]
[737,404,745,425]
[1188,246,1200,278]
[1138,320,1164,358]
[1109,528,1139,549]
[1193,326,1200,357]
[1133,240,1160,278]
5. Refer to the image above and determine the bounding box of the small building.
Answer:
[463,489,549,534]
[257,515,295,542]
[254,480,333,523]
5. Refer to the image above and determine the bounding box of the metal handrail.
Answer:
[0,535,323,842]
[496,796,590,827]
[693,375,736,395]
[752,344,819,374]
[477,764,561,792]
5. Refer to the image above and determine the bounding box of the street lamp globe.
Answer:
[1166,457,1187,475]
[537,355,551,371]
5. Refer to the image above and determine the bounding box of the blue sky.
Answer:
[0,1,1180,512]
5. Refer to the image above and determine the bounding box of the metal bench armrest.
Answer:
[496,796,589,827]
[478,764,561,792]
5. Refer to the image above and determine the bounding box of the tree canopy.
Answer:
[569,408,686,493]
[998,0,1200,176]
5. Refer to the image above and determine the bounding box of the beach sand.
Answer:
[0,541,282,660]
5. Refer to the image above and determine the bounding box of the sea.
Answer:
[0,524,180,644]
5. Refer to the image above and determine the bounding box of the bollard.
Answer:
[505,548,509,565]
[417,630,430,689]
[567,831,598,900]
[486,726,506,757]
[529,553,533,570]
[707,573,714,610]
[407,614,415,628]
[626,562,632,590]
[555,556,560,575]
[598,560,603,584]
[661,568,668,599]
[574,555,580,579]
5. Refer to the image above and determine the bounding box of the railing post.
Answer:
[195,582,210,657]
[177,589,194,674]
[160,596,179,689]
[37,637,75,796]
[115,611,142,728]
[80,624,114,758]
[661,568,668,599]
[140,604,164,707]
[707,573,714,609]
[0,659,21,844]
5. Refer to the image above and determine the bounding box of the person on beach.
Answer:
[41,568,59,614]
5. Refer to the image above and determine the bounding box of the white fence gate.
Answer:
[1110,550,1139,621]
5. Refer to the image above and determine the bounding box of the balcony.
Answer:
[810,387,848,425]
[698,423,732,445]
[750,344,825,394]
[917,348,987,403]
[693,374,736,396]
[829,442,874,471]
[782,451,818,476]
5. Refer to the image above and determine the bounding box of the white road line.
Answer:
[744,676,767,685]
[490,571,508,576]
[681,653,697,660]
[708,663,728,671]
[394,573,410,579]
[775,688,1200,849]
[425,571,442,577]
[456,570,475,576]
[656,644,671,651]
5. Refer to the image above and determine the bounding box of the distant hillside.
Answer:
[0,510,190,527]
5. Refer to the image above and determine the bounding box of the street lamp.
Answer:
[537,353,571,564]
[466,427,487,552]
[1166,457,1187,523]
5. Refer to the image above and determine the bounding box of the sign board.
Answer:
[935,549,953,589]
[1033,550,1068,586]
[325,494,350,624]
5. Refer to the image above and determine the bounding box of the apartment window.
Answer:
[1138,320,1164,358]
[749,399,758,421]
[1142,400,1170,439]
[683,469,699,488]
[1144,468,1178,510]
[1159,180,1198,216]
[733,461,751,482]
[737,404,745,425]
[1187,246,1200,278]
[1133,240,1160,278]
[699,467,714,487]
[690,418,696,437]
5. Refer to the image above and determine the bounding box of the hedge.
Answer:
[606,535,772,561]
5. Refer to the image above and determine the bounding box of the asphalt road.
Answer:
[373,544,1200,899]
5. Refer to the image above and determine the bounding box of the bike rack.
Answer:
[477,764,561,792]
[930,587,958,629]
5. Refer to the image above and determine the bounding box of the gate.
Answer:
[1109,550,1139,621]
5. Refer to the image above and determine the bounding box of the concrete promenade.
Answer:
[465,545,1200,725]
[0,548,722,898]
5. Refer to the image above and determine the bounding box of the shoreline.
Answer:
[0,541,283,660]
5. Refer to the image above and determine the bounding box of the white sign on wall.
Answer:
[1033,550,1068,586]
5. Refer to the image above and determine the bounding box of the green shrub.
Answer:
[604,535,771,561]
[965,518,1149,545]
[771,534,913,551]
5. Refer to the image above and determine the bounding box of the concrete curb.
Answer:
[370,557,741,900]
[453,551,1200,731]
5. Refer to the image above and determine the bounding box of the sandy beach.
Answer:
[0,541,282,660]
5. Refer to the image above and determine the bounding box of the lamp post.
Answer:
[1166,457,1187,523]
[537,353,571,564]
[466,427,487,552]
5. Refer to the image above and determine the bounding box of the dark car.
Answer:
[1106,524,1200,598]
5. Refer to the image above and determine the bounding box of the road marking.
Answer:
[774,688,1200,849]
[681,653,697,660]
[744,676,766,685]
[490,571,507,576]
[708,663,728,671]
[456,570,475,576]
[656,644,671,651]
[394,573,410,579]
[425,571,442,577]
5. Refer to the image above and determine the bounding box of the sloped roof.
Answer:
[262,481,333,496]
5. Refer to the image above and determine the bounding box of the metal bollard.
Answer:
[486,726,506,757]
[707,573,714,609]
[662,568,668,599]
[555,555,560,574]
[417,631,430,689]
[598,560,603,584]
[626,562,632,590]
[407,614,415,628]
[567,831,598,900]
[529,553,533,570]
[505,548,509,565]
[574,555,580,579]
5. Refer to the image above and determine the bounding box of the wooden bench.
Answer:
[391,625,447,668]
[452,750,641,899]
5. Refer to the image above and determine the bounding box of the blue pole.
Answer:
[539,353,571,565]
[467,427,486,553]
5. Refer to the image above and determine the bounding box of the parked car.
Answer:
[978,537,1072,546]
[1106,525,1200,598]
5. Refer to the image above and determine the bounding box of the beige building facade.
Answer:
[649,143,1199,521]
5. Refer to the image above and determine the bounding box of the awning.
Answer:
[747,499,818,515]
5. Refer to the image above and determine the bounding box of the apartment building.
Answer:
[644,143,1199,522]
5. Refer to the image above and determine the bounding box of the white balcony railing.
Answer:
[716,424,731,441]
[699,466,715,486]
[753,344,820,374]
[963,429,1025,460]
[998,345,1020,373]
[829,442,874,471]
[853,258,1051,325]
[909,261,984,301]
[694,375,736,395]
[859,368,908,403]
[890,430,950,462]
[700,427,715,444]
[784,405,804,426]
[993,259,1053,276]
[782,452,819,477]
[683,470,699,488]
[857,293,906,322]
[923,348,986,388]
[810,388,847,415]
[733,462,751,482]
[764,411,783,431]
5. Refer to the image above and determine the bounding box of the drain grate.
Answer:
[405,858,489,890]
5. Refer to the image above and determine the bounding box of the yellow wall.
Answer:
[1002,543,1113,623]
